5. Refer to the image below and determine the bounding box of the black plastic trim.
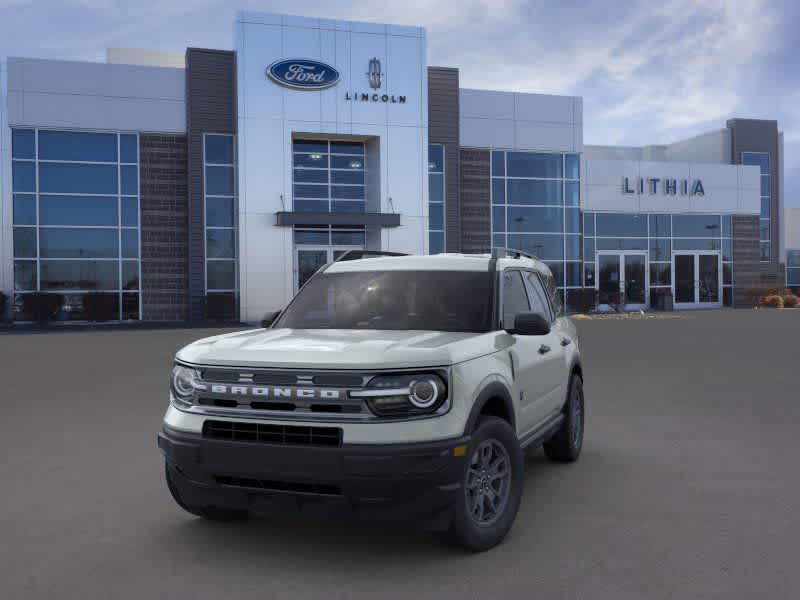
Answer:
[463,381,515,435]
[519,413,564,450]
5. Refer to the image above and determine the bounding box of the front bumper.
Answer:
[158,424,470,523]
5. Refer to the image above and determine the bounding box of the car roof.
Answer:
[325,252,551,275]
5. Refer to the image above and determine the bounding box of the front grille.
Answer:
[202,420,342,447]
[215,475,342,496]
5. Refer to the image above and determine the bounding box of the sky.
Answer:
[1,0,798,205]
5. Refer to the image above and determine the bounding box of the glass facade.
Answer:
[204,134,238,301]
[742,152,770,261]
[491,150,580,305]
[292,140,365,213]
[787,250,800,288]
[583,212,734,307]
[428,144,445,254]
[11,128,141,320]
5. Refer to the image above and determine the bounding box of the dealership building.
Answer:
[0,11,794,323]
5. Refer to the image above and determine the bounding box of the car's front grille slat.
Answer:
[203,420,342,447]
[214,475,342,496]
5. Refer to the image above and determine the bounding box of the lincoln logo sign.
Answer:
[623,177,705,196]
[266,59,340,90]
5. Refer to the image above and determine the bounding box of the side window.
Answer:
[542,271,564,317]
[523,271,553,322]
[501,270,530,328]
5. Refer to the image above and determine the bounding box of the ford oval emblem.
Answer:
[267,59,340,90]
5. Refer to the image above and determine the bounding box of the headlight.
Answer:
[171,364,201,407]
[351,372,448,417]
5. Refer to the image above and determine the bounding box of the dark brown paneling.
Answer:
[139,134,189,321]
[460,149,491,253]
[732,215,761,307]
[428,67,461,252]
[186,48,237,321]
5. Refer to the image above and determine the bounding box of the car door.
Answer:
[522,270,568,421]
[500,269,560,435]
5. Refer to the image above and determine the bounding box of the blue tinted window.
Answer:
[565,181,579,206]
[14,227,37,258]
[429,232,444,254]
[722,238,732,261]
[120,135,138,163]
[787,250,800,268]
[121,165,138,195]
[294,184,328,199]
[40,260,119,290]
[429,174,443,203]
[507,206,563,233]
[121,229,139,258]
[596,238,647,251]
[583,213,594,236]
[293,140,328,154]
[760,242,770,261]
[507,180,562,205]
[721,215,732,237]
[507,234,564,260]
[121,198,139,227]
[14,261,37,291]
[673,214,721,237]
[583,238,594,261]
[206,197,234,227]
[649,214,671,237]
[741,152,769,174]
[331,170,364,185]
[206,166,235,195]
[331,185,364,200]
[294,153,329,168]
[507,152,562,178]
[760,175,770,196]
[294,200,328,212]
[429,203,444,230]
[565,154,580,179]
[595,213,647,237]
[122,261,139,290]
[545,261,564,287]
[205,135,235,164]
[38,130,117,162]
[759,220,770,240]
[13,194,36,225]
[12,129,35,159]
[39,163,118,194]
[493,234,506,249]
[332,201,365,213]
[565,235,580,260]
[207,260,236,290]
[492,207,505,233]
[673,238,721,251]
[428,144,444,172]
[12,161,36,192]
[566,262,582,286]
[294,230,329,245]
[649,239,671,261]
[40,195,118,226]
[294,169,329,184]
[330,141,364,155]
[492,179,505,205]
[331,155,363,169]
[331,230,366,245]
[565,208,580,233]
[761,197,770,218]
[40,228,118,258]
[206,229,236,258]
[491,151,505,177]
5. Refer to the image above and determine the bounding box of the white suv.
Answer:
[158,250,584,551]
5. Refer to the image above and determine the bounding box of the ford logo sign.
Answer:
[267,59,340,90]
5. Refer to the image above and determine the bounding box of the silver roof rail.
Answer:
[490,247,537,260]
[333,250,408,262]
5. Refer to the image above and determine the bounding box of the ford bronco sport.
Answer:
[158,249,584,551]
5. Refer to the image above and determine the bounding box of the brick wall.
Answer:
[460,149,491,253]
[139,134,189,321]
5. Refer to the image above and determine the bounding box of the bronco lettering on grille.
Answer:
[196,383,342,400]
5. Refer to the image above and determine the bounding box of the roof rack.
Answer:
[490,247,538,260]
[333,250,408,262]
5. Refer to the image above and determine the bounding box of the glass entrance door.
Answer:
[596,252,648,310]
[294,247,362,292]
[672,252,721,308]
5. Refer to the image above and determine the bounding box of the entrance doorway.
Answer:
[295,247,356,291]
[596,252,648,311]
[672,251,722,309]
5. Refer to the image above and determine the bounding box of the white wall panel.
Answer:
[460,117,514,149]
[514,121,574,152]
[460,89,514,120]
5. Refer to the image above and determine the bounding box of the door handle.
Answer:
[538,344,551,355]
[560,337,571,346]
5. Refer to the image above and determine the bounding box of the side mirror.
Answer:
[507,312,551,336]
[261,310,281,328]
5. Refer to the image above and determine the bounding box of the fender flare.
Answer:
[463,381,516,435]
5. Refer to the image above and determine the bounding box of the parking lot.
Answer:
[1,309,799,599]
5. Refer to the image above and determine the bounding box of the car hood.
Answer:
[175,328,496,369]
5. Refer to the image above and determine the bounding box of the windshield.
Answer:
[274,270,493,332]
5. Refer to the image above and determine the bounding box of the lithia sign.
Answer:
[267,57,406,103]
[623,177,705,196]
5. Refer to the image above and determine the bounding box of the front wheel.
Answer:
[543,374,584,462]
[446,416,523,552]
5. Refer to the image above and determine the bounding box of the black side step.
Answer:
[519,413,564,450]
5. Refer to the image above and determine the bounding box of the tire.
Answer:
[164,463,249,522]
[543,374,584,463]
[446,416,523,552]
